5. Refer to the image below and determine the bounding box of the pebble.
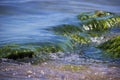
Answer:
[43,62,47,65]
[12,73,16,76]
[109,77,112,80]
[112,67,117,69]
[5,68,9,71]
[27,70,32,74]
[95,72,98,75]
[40,70,45,75]
[28,75,31,78]
[101,72,107,75]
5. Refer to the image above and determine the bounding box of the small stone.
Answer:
[40,70,45,75]
[5,68,8,71]
[109,78,112,80]
[27,62,31,65]
[95,72,98,75]
[81,75,85,79]
[101,72,106,75]
[12,73,16,76]
[44,62,47,65]
[27,70,32,74]
[112,67,116,69]
[28,75,31,78]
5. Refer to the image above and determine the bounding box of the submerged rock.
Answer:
[78,10,120,37]
[98,36,120,58]
[0,42,72,63]
[52,24,90,45]
[52,24,82,35]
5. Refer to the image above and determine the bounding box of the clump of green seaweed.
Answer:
[0,44,35,59]
[78,10,120,37]
[52,24,90,44]
[0,41,73,63]
[98,36,120,58]
[52,24,82,35]
[78,10,112,21]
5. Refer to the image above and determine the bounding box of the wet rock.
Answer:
[98,36,120,58]
[27,70,33,74]
[40,70,45,75]
[78,10,120,37]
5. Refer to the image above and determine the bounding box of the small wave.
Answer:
[0,0,34,3]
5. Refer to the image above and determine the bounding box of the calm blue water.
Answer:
[0,0,120,45]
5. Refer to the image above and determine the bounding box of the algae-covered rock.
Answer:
[0,41,71,62]
[52,24,82,35]
[78,10,120,32]
[0,44,34,59]
[78,10,112,21]
[98,36,120,58]
[52,24,90,45]
[0,44,36,60]
[70,34,90,44]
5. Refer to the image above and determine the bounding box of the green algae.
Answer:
[52,24,82,35]
[98,36,120,58]
[78,10,112,21]
[70,33,90,44]
[0,41,71,62]
[52,24,90,44]
[78,10,120,36]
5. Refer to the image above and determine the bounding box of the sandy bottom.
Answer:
[0,59,120,80]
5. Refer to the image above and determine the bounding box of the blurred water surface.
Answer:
[0,0,120,45]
